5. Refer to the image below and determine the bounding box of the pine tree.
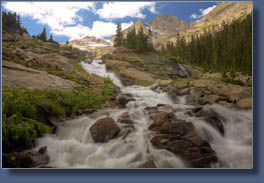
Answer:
[114,22,123,47]
[48,33,54,43]
[39,27,47,42]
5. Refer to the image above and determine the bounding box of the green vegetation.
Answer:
[135,80,154,87]
[2,83,115,153]
[2,113,53,153]
[161,13,252,75]
[114,22,123,47]
[114,24,154,53]
[39,27,48,42]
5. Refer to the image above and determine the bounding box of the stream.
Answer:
[33,60,253,168]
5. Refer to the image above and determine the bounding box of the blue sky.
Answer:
[2,1,219,43]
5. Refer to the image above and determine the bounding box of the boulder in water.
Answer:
[115,93,135,108]
[149,110,217,168]
[117,112,134,124]
[90,117,120,143]
[150,123,217,168]
[194,108,225,135]
[149,111,178,130]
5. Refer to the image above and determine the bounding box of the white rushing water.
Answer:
[33,60,252,168]
[80,60,123,88]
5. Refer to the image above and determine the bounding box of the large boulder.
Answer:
[90,117,120,143]
[150,126,217,168]
[148,110,217,168]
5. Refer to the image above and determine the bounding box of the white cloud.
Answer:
[52,24,91,41]
[190,5,217,20]
[3,2,95,39]
[96,2,156,19]
[2,2,137,40]
[52,21,134,40]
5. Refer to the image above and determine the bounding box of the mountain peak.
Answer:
[135,19,145,26]
[149,14,188,35]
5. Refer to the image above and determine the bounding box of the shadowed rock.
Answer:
[138,160,156,168]
[12,146,49,168]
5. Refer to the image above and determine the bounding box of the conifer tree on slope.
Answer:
[114,22,123,47]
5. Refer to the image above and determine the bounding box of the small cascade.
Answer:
[80,60,123,88]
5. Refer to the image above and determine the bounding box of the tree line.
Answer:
[2,11,28,35]
[114,22,153,53]
[2,11,57,44]
[160,13,252,75]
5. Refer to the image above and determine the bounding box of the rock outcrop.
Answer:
[2,60,79,90]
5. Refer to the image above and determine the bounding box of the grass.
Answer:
[132,80,154,87]
[173,76,248,87]
[2,83,115,154]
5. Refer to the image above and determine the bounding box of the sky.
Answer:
[2,1,219,43]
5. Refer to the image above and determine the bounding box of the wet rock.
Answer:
[115,93,135,108]
[149,111,177,130]
[38,146,47,154]
[194,109,225,135]
[157,122,194,136]
[90,117,120,143]
[149,109,217,168]
[117,112,134,124]
[48,116,66,127]
[12,146,49,168]
[151,134,181,148]
[156,104,166,107]
[122,124,135,130]
[138,160,156,168]
[76,109,97,115]
[191,106,202,113]
[144,106,158,111]
[218,101,234,108]
[144,106,158,115]
[120,128,132,140]
[150,122,217,168]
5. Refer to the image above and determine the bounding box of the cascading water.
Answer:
[33,60,252,168]
[80,60,123,88]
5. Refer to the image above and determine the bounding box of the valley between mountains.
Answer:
[2,2,252,168]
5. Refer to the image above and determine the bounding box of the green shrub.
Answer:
[2,112,53,153]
